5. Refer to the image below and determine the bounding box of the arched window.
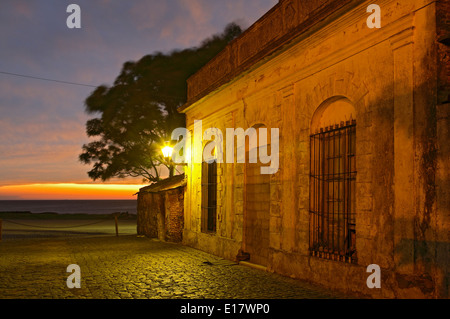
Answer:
[309,97,357,263]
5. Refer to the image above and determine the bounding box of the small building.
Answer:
[178,0,449,298]
[137,174,186,243]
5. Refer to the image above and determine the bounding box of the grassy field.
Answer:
[0,212,137,240]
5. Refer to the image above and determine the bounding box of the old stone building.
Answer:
[177,0,449,298]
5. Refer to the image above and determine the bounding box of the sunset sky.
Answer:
[0,0,277,200]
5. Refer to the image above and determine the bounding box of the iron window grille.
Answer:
[202,161,217,233]
[309,120,357,264]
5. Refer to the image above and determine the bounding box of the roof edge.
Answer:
[178,0,355,113]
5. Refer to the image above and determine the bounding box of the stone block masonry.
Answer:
[179,0,449,298]
[137,175,185,243]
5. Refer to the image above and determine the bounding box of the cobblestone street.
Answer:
[0,235,350,299]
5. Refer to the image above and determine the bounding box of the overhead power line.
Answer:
[0,70,186,101]
[0,71,98,88]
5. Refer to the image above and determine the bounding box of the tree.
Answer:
[80,23,242,183]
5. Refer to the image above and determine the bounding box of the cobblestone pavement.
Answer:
[0,235,351,299]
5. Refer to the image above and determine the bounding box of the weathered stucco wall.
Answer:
[137,192,159,239]
[181,0,449,298]
[435,4,450,298]
[137,186,185,243]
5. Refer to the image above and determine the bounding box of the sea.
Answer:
[0,200,137,215]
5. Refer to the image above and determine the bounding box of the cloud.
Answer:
[129,1,169,31]
[12,2,33,18]
[0,0,278,193]
[156,0,216,47]
[181,0,211,24]
[157,0,278,47]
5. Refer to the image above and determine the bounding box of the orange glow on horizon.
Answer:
[0,183,147,200]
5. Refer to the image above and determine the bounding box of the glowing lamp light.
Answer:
[162,145,173,159]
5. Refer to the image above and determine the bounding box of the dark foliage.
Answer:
[80,23,242,182]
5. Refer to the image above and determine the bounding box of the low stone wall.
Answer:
[137,192,159,239]
[137,176,185,243]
